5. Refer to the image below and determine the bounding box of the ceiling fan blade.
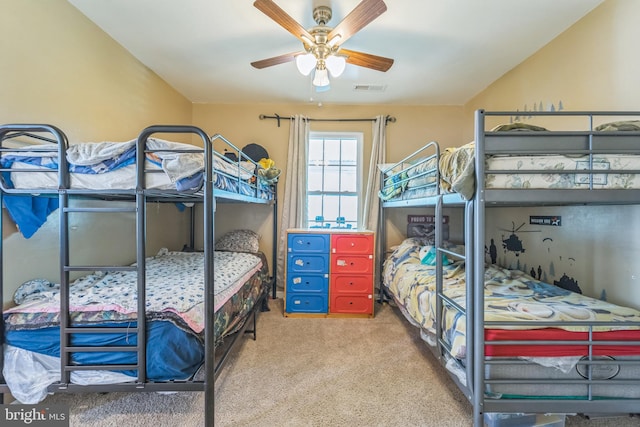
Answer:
[328,0,387,46]
[339,49,393,72]
[254,0,313,44]
[251,51,303,69]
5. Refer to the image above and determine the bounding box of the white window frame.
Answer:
[306,131,363,229]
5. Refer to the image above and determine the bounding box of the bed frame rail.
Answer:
[378,111,640,427]
[0,124,278,427]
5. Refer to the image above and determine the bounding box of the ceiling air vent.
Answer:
[353,84,386,92]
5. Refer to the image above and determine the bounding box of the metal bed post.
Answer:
[202,129,214,427]
[272,185,278,299]
[135,130,148,387]
[434,195,444,358]
[139,125,214,426]
[463,199,474,405]
[472,109,486,427]
[0,124,67,401]
[0,169,3,405]
[377,170,387,303]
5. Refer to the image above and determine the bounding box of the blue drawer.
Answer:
[287,233,329,253]
[286,293,328,313]
[287,274,328,293]
[287,253,328,274]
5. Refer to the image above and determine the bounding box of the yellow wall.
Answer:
[463,0,640,308]
[464,0,640,132]
[3,0,639,309]
[0,0,192,140]
[1,0,193,305]
[192,103,465,266]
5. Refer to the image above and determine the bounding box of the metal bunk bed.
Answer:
[378,110,640,427]
[0,123,278,427]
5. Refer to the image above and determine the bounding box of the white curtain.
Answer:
[276,115,309,289]
[361,115,386,232]
[362,115,386,293]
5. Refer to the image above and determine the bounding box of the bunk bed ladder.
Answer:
[57,191,142,388]
[433,196,476,406]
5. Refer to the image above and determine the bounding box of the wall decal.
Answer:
[510,100,564,123]
[500,222,541,256]
[554,274,582,294]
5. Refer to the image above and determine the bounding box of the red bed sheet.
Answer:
[484,328,640,357]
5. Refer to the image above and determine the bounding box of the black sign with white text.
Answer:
[530,216,561,226]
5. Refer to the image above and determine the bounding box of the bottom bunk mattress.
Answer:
[2,248,268,403]
[383,238,640,398]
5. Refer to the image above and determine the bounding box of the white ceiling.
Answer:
[68,0,604,106]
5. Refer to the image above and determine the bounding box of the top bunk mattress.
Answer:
[0,138,273,199]
[379,115,640,203]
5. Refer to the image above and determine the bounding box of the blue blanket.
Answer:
[5,320,204,380]
[2,194,58,239]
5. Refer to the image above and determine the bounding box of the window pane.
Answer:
[307,195,323,222]
[341,196,358,222]
[308,166,323,191]
[323,195,340,223]
[324,139,341,164]
[323,166,341,192]
[308,139,324,163]
[340,165,357,192]
[341,140,357,164]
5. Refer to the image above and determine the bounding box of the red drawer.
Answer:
[331,233,373,255]
[330,294,373,314]
[331,254,373,274]
[331,274,372,294]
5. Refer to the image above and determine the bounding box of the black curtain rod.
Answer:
[259,114,396,127]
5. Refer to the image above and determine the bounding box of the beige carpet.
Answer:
[39,298,639,426]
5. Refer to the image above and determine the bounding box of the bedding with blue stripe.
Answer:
[2,248,266,403]
[0,138,272,238]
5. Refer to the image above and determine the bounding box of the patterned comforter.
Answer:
[0,139,274,239]
[4,249,265,336]
[383,238,640,359]
[2,249,269,402]
[1,138,259,192]
[380,138,640,202]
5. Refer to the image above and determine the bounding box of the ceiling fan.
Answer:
[251,0,394,87]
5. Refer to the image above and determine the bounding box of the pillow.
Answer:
[14,278,59,305]
[418,245,450,266]
[595,120,640,131]
[377,163,403,176]
[491,123,548,132]
[215,229,260,253]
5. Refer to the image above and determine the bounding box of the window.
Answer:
[306,132,362,229]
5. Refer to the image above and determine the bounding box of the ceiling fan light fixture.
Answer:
[312,67,330,87]
[296,53,317,76]
[325,55,346,77]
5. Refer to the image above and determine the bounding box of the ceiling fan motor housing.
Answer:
[313,6,332,25]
